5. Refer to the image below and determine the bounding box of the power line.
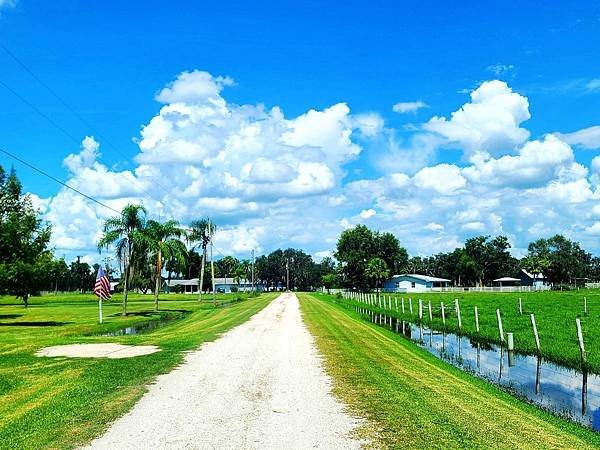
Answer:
[0,41,175,200]
[0,146,120,214]
[0,42,170,211]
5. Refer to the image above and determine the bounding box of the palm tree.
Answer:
[98,204,147,316]
[232,263,247,291]
[365,257,390,301]
[187,218,216,301]
[141,219,187,311]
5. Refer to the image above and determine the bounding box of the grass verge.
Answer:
[0,292,276,449]
[299,292,600,449]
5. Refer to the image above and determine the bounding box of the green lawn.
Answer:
[334,289,600,373]
[0,291,276,449]
[300,292,600,449]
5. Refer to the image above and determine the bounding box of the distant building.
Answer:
[493,277,521,287]
[162,278,263,294]
[383,274,451,293]
[519,269,546,288]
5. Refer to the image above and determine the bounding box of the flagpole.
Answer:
[99,299,103,324]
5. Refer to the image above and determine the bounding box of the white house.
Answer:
[163,278,262,293]
[383,274,451,293]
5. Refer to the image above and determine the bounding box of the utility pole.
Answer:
[286,257,290,291]
[209,219,216,307]
[77,255,83,293]
[251,249,255,293]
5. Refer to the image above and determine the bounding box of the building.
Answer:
[493,277,521,287]
[383,274,451,293]
[163,278,262,294]
[518,269,546,288]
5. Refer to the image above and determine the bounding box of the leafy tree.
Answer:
[321,273,336,294]
[187,218,216,301]
[98,204,147,316]
[464,235,514,286]
[524,235,591,284]
[0,166,52,307]
[140,219,187,310]
[364,257,389,299]
[335,225,408,289]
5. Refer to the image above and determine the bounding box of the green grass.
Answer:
[0,291,276,449]
[334,289,600,373]
[300,292,600,449]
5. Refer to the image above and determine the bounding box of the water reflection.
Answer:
[365,310,600,432]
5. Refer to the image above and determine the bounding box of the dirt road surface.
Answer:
[86,292,363,449]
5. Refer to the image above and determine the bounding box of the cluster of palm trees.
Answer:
[98,204,216,315]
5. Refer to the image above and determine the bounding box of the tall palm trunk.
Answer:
[199,245,206,302]
[154,248,162,311]
[123,263,130,316]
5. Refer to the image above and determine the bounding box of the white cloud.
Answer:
[359,208,376,219]
[155,70,234,103]
[556,125,600,149]
[38,73,600,262]
[392,101,429,114]
[414,164,466,194]
[423,80,530,161]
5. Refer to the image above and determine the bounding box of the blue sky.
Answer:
[1,0,600,263]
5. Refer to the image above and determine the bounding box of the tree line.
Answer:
[334,225,600,289]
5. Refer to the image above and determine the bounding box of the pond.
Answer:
[360,309,600,432]
[102,311,191,337]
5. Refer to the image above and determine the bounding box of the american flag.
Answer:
[94,267,112,300]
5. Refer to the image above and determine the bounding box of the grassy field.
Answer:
[300,292,600,449]
[0,291,276,449]
[334,289,600,373]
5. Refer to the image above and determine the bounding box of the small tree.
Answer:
[321,273,336,294]
[364,257,390,300]
[0,167,52,307]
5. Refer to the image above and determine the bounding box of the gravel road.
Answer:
[86,293,363,450]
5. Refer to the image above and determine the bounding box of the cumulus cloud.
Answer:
[392,101,429,114]
[414,164,466,194]
[424,80,530,161]
[155,70,234,103]
[38,74,600,262]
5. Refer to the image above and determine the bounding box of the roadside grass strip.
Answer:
[0,293,276,449]
[299,292,600,449]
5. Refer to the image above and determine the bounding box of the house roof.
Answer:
[493,277,521,282]
[392,274,451,283]
[521,269,545,280]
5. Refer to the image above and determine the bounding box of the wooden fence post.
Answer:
[496,309,504,343]
[409,298,413,314]
[395,297,398,312]
[530,314,540,353]
[428,300,433,323]
[455,299,462,331]
[474,305,479,333]
[576,318,587,363]
[519,297,522,315]
[441,302,446,327]
[401,298,405,314]
[418,299,423,320]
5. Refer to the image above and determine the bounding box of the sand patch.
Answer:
[36,343,160,359]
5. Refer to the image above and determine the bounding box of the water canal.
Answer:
[357,308,600,432]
